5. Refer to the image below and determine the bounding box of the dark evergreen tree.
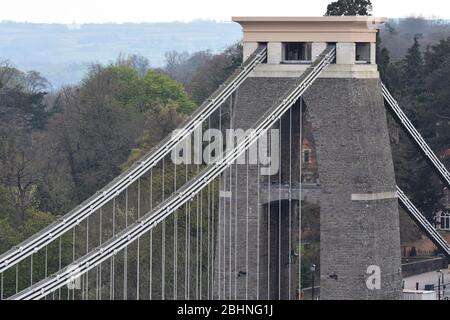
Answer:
[376,31,393,85]
[390,35,450,223]
[424,37,450,74]
[325,0,373,16]
[402,34,425,94]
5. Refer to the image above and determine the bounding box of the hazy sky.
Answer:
[1,0,449,23]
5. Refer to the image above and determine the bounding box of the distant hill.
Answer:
[1,18,449,89]
[0,20,242,88]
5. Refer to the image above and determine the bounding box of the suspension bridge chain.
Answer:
[397,186,450,258]
[0,46,267,275]
[382,83,450,189]
[8,47,336,300]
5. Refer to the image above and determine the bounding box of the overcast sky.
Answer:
[1,0,449,24]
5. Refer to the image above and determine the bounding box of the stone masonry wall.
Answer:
[304,78,403,300]
[213,76,403,300]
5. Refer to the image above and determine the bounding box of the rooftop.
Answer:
[232,16,387,23]
[232,16,387,43]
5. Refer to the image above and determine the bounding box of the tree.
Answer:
[0,182,55,256]
[115,53,150,77]
[424,41,450,169]
[187,42,243,105]
[325,0,373,16]
[0,64,50,226]
[376,28,394,85]
[50,83,142,203]
[164,50,207,86]
[424,37,450,74]
[138,70,195,115]
[44,58,196,205]
[389,35,450,224]
[0,61,50,94]
[0,64,49,130]
[120,101,184,170]
[402,34,425,93]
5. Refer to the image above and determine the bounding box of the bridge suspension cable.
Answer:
[0,46,267,275]
[382,83,450,257]
[382,83,450,189]
[397,186,450,258]
[8,47,336,300]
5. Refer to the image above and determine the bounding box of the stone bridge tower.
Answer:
[213,17,403,300]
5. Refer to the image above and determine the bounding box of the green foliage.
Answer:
[121,103,185,171]
[379,18,450,62]
[140,71,195,115]
[113,66,195,115]
[402,34,425,93]
[0,85,48,131]
[0,63,51,226]
[2,24,449,292]
[383,34,450,231]
[376,31,394,85]
[177,42,243,105]
[325,0,372,16]
[43,58,197,205]
[425,38,450,73]
[300,241,320,289]
[0,53,198,255]
[0,184,55,253]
